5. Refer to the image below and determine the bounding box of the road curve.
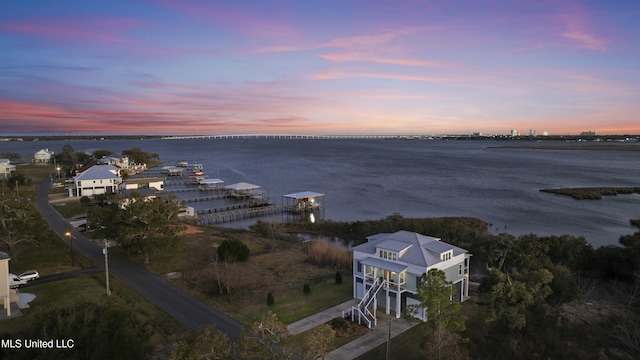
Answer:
[33,180,242,340]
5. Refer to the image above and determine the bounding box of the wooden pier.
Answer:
[198,205,279,224]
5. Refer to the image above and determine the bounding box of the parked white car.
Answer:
[18,270,40,282]
[8,273,27,289]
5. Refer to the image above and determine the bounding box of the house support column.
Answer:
[385,289,390,315]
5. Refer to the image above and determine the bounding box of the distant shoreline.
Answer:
[492,144,640,151]
[540,187,640,199]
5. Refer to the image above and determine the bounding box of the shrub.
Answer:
[267,291,274,306]
[335,271,343,284]
[80,196,91,206]
[303,283,311,295]
[217,238,250,262]
[330,317,348,331]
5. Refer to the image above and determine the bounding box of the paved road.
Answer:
[33,181,242,340]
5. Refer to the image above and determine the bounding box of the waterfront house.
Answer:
[351,230,471,328]
[33,149,55,164]
[0,159,15,179]
[68,165,122,197]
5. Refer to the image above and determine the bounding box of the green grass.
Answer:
[16,163,56,183]
[52,199,86,219]
[10,230,84,276]
[240,275,353,325]
[354,324,425,360]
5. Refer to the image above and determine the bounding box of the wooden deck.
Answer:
[197,205,279,224]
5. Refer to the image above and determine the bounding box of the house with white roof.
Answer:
[68,165,122,197]
[33,149,55,164]
[0,159,16,179]
[351,230,471,328]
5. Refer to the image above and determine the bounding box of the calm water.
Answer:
[4,138,639,247]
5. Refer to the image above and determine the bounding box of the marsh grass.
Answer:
[306,240,353,270]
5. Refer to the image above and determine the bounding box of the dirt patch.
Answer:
[180,224,205,235]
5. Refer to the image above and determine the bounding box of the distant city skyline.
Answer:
[1,1,639,135]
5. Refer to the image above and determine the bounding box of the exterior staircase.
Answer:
[350,277,387,329]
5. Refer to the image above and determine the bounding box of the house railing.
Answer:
[352,278,387,329]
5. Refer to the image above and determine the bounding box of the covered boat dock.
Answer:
[198,178,224,190]
[281,191,325,212]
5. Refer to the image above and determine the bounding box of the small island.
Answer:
[540,186,640,199]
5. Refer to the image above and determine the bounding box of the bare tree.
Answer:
[0,196,40,262]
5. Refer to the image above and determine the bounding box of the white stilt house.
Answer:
[351,231,471,328]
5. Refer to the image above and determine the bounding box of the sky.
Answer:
[1,1,639,136]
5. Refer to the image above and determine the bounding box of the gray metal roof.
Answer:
[225,182,260,191]
[353,230,468,268]
[199,178,224,184]
[282,191,325,199]
[74,165,119,181]
[377,239,412,252]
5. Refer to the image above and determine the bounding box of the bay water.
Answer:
[4,138,639,247]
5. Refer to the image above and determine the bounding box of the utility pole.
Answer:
[386,319,391,360]
[104,238,111,295]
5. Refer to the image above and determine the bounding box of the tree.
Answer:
[14,300,152,360]
[116,193,185,264]
[299,323,335,360]
[410,269,466,359]
[0,195,41,262]
[267,291,274,306]
[169,325,232,360]
[415,269,465,332]
[122,147,159,165]
[236,311,293,360]
[217,238,250,262]
[483,267,553,330]
[92,149,112,159]
[405,269,467,358]
[335,271,342,284]
[212,238,249,295]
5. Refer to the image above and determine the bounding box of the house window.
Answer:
[391,253,397,261]
[458,264,463,275]
[357,261,362,272]
[441,252,452,261]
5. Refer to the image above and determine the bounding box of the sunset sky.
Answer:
[1,1,639,135]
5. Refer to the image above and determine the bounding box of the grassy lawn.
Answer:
[16,163,56,183]
[355,325,425,360]
[52,198,86,219]
[110,225,355,325]
[9,229,89,276]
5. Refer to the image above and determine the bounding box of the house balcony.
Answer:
[364,272,407,292]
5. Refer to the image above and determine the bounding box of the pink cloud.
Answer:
[253,26,436,54]
[318,52,448,68]
[312,70,449,83]
[559,4,607,51]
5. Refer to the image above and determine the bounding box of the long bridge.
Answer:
[160,134,415,140]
